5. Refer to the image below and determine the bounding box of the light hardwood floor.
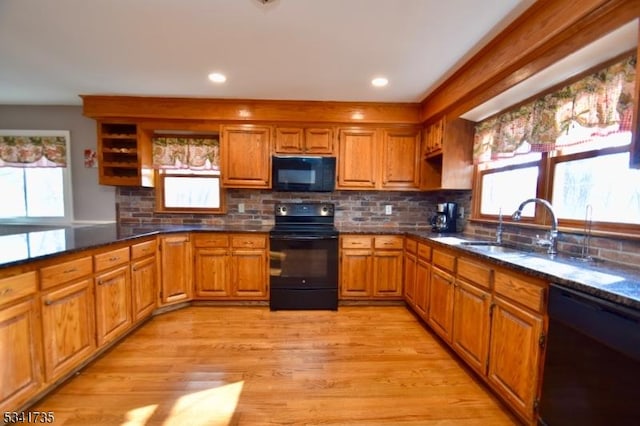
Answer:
[33,306,519,425]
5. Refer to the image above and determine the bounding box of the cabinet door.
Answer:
[415,257,431,319]
[304,128,334,154]
[403,251,416,304]
[0,299,42,412]
[41,279,95,382]
[159,234,192,305]
[231,249,267,299]
[428,266,455,342]
[274,127,304,153]
[381,129,420,189]
[131,256,157,322]
[337,128,378,189]
[194,248,230,298]
[488,296,544,421]
[95,265,132,347]
[339,249,372,298]
[221,125,271,188]
[372,250,403,298]
[452,279,491,375]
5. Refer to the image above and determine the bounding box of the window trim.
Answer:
[473,145,640,235]
[154,170,226,214]
[0,130,74,225]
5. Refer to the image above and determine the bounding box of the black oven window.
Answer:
[272,248,327,277]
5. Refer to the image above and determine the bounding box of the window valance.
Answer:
[0,135,67,167]
[152,136,220,170]
[473,55,637,163]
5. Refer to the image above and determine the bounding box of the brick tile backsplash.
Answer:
[117,186,635,267]
[116,187,472,229]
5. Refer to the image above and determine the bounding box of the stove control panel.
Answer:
[275,203,334,217]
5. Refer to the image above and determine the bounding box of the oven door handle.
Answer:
[270,235,338,241]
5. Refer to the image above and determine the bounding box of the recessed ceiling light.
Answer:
[371,77,389,87]
[208,72,227,83]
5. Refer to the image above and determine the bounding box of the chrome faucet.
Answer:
[496,208,503,244]
[512,198,558,256]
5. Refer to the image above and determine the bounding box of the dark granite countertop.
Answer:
[1,223,638,311]
[414,234,640,311]
[0,223,272,269]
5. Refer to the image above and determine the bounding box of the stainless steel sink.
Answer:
[458,241,526,256]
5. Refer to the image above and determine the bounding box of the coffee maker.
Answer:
[431,202,458,233]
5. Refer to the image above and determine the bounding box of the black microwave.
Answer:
[272,155,336,192]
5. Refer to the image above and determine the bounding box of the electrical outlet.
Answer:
[458,207,464,218]
[238,203,245,213]
[385,205,392,215]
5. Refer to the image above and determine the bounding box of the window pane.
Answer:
[25,168,65,217]
[0,168,27,217]
[481,167,538,216]
[552,152,640,224]
[164,176,221,208]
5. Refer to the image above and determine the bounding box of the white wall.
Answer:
[0,105,116,222]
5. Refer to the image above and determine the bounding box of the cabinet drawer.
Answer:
[131,239,157,259]
[374,236,403,250]
[41,256,93,290]
[231,235,266,249]
[433,249,455,272]
[417,243,432,261]
[341,236,373,249]
[405,238,417,254]
[0,271,37,306]
[494,270,545,312]
[193,234,229,248]
[458,257,492,290]
[94,247,130,272]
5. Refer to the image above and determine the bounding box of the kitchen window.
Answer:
[155,169,225,213]
[0,130,72,223]
[152,134,225,213]
[473,54,639,232]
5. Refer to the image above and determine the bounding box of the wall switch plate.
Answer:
[385,205,392,215]
[238,203,245,213]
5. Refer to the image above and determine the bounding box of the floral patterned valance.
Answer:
[152,136,220,170]
[0,134,67,167]
[473,55,637,163]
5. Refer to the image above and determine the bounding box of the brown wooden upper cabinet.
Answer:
[274,126,334,155]
[221,125,272,188]
[338,126,421,190]
[420,116,474,191]
[381,128,421,190]
[337,128,379,189]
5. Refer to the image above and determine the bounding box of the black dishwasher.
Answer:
[539,284,640,425]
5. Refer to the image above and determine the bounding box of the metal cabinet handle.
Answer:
[44,299,53,306]
[0,287,13,296]
[63,267,77,274]
[109,256,119,262]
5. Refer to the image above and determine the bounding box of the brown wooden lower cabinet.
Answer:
[414,255,430,317]
[193,233,268,300]
[131,256,157,322]
[95,265,132,347]
[452,279,491,375]
[159,234,192,305]
[340,235,403,299]
[403,247,416,304]
[406,240,547,424]
[427,266,455,343]
[0,295,42,412]
[41,278,95,382]
[488,296,544,421]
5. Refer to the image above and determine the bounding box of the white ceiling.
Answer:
[0,0,535,106]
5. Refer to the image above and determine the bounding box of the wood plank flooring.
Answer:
[33,306,519,425]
